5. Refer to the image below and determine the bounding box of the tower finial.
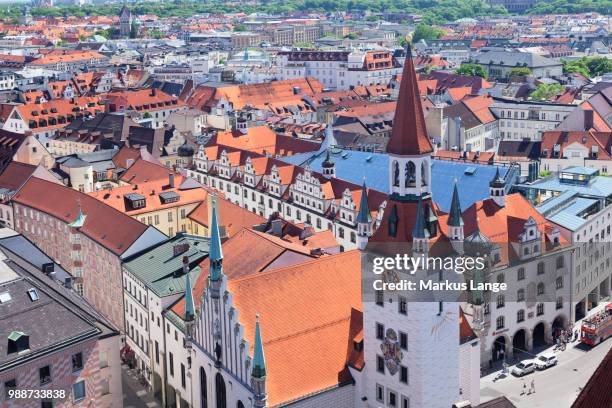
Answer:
[252,314,266,379]
[209,206,223,282]
[447,181,464,227]
[184,256,195,322]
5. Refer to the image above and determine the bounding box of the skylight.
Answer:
[0,292,11,303]
[27,288,39,302]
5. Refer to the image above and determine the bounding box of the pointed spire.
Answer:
[357,178,371,224]
[68,199,86,228]
[322,149,334,168]
[209,205,223,282]
[252,314,266,379]
[184,267,195,322]
[387,45,433,156]
[412,196,430,239]
[447,182,464,227]
[491,166,505,187]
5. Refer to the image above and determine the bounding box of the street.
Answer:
[480,336,611,407]
[122,364,160,408]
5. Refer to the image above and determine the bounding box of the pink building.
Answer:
[0,256,122,407]
[12,177,166,329]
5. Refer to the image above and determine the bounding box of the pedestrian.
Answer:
[521,380,527,396]
[531,379,535,394]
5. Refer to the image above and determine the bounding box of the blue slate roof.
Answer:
[280,150,511,212]
[520,176,612,199]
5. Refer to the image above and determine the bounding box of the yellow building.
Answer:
[88,173,207,237]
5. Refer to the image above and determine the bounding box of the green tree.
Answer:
[456,63,487,78]
[563,59,590,78]
[412,23,444,43]
[130,20,139,39]
[508,67,531,77]
[530,83,565,101]
[233,24,247,32]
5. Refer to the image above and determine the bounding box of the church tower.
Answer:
[489,167,506,207]
[356,179,372,250]
[447,182,465,254]
[360,46,461,408]
[119,6,133,38]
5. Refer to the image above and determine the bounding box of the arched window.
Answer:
[421,162,427,186]
[537,282,545,295]
[517,288,525,302]
[496,294,505,309]
[200,367,208,408]
[215,373,226,408]
[405,162,416,187]
[392,161,399,187]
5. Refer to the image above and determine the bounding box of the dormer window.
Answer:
[7,331,29,354]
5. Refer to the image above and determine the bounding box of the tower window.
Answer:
[376,355,385,373]
[376,323,384,339]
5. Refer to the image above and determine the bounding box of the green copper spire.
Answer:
[447,182,464,227]
[209,206,223,282]
[357,179,371,224]
[252,314,266,379]
[184,268,195,322]
[412,196,430,239]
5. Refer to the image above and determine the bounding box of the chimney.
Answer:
[182,255,189,274]
[151,88,157,97]
[169,173,175,188]
[270,218,283,237]
[584,109,594,130]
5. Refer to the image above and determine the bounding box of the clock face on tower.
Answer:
[380,328,404,375]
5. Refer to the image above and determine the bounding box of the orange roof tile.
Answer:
[187,197,266,237]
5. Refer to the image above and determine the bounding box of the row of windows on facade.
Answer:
[495,301,558,330]
[3,352,92,400]
[376,383,410,408]
[498,109,567,121]
[125,277,147,308]
[207,173,359,242]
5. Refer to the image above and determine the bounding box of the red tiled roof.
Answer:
[176,251,362,406]
[387,51,433,155]
[188,197,266,237]
[13,177,149,255]
[119,158,174,184]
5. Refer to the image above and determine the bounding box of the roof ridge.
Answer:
[263,315,352,347]
[229,250,359,283]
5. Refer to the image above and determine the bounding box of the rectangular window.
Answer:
[400,366,408,384]
[388,390,397,407]
[375,290,384,306]
[73,380,86,402]
[376,323,384,340]
[4,379,16,399]
[155,341,160,364]
[72,352,83,372]
[181,363,186,388]
[376,384,384,402]
[39,365,51,385]
[398,296,407,314]
[377,355,385,373]
[169,352,174,377]
[399,332,408,350]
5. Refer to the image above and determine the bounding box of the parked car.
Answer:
[535,353,558,370]
[512,359,536,376]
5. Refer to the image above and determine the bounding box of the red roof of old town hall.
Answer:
[386,48,434,156]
